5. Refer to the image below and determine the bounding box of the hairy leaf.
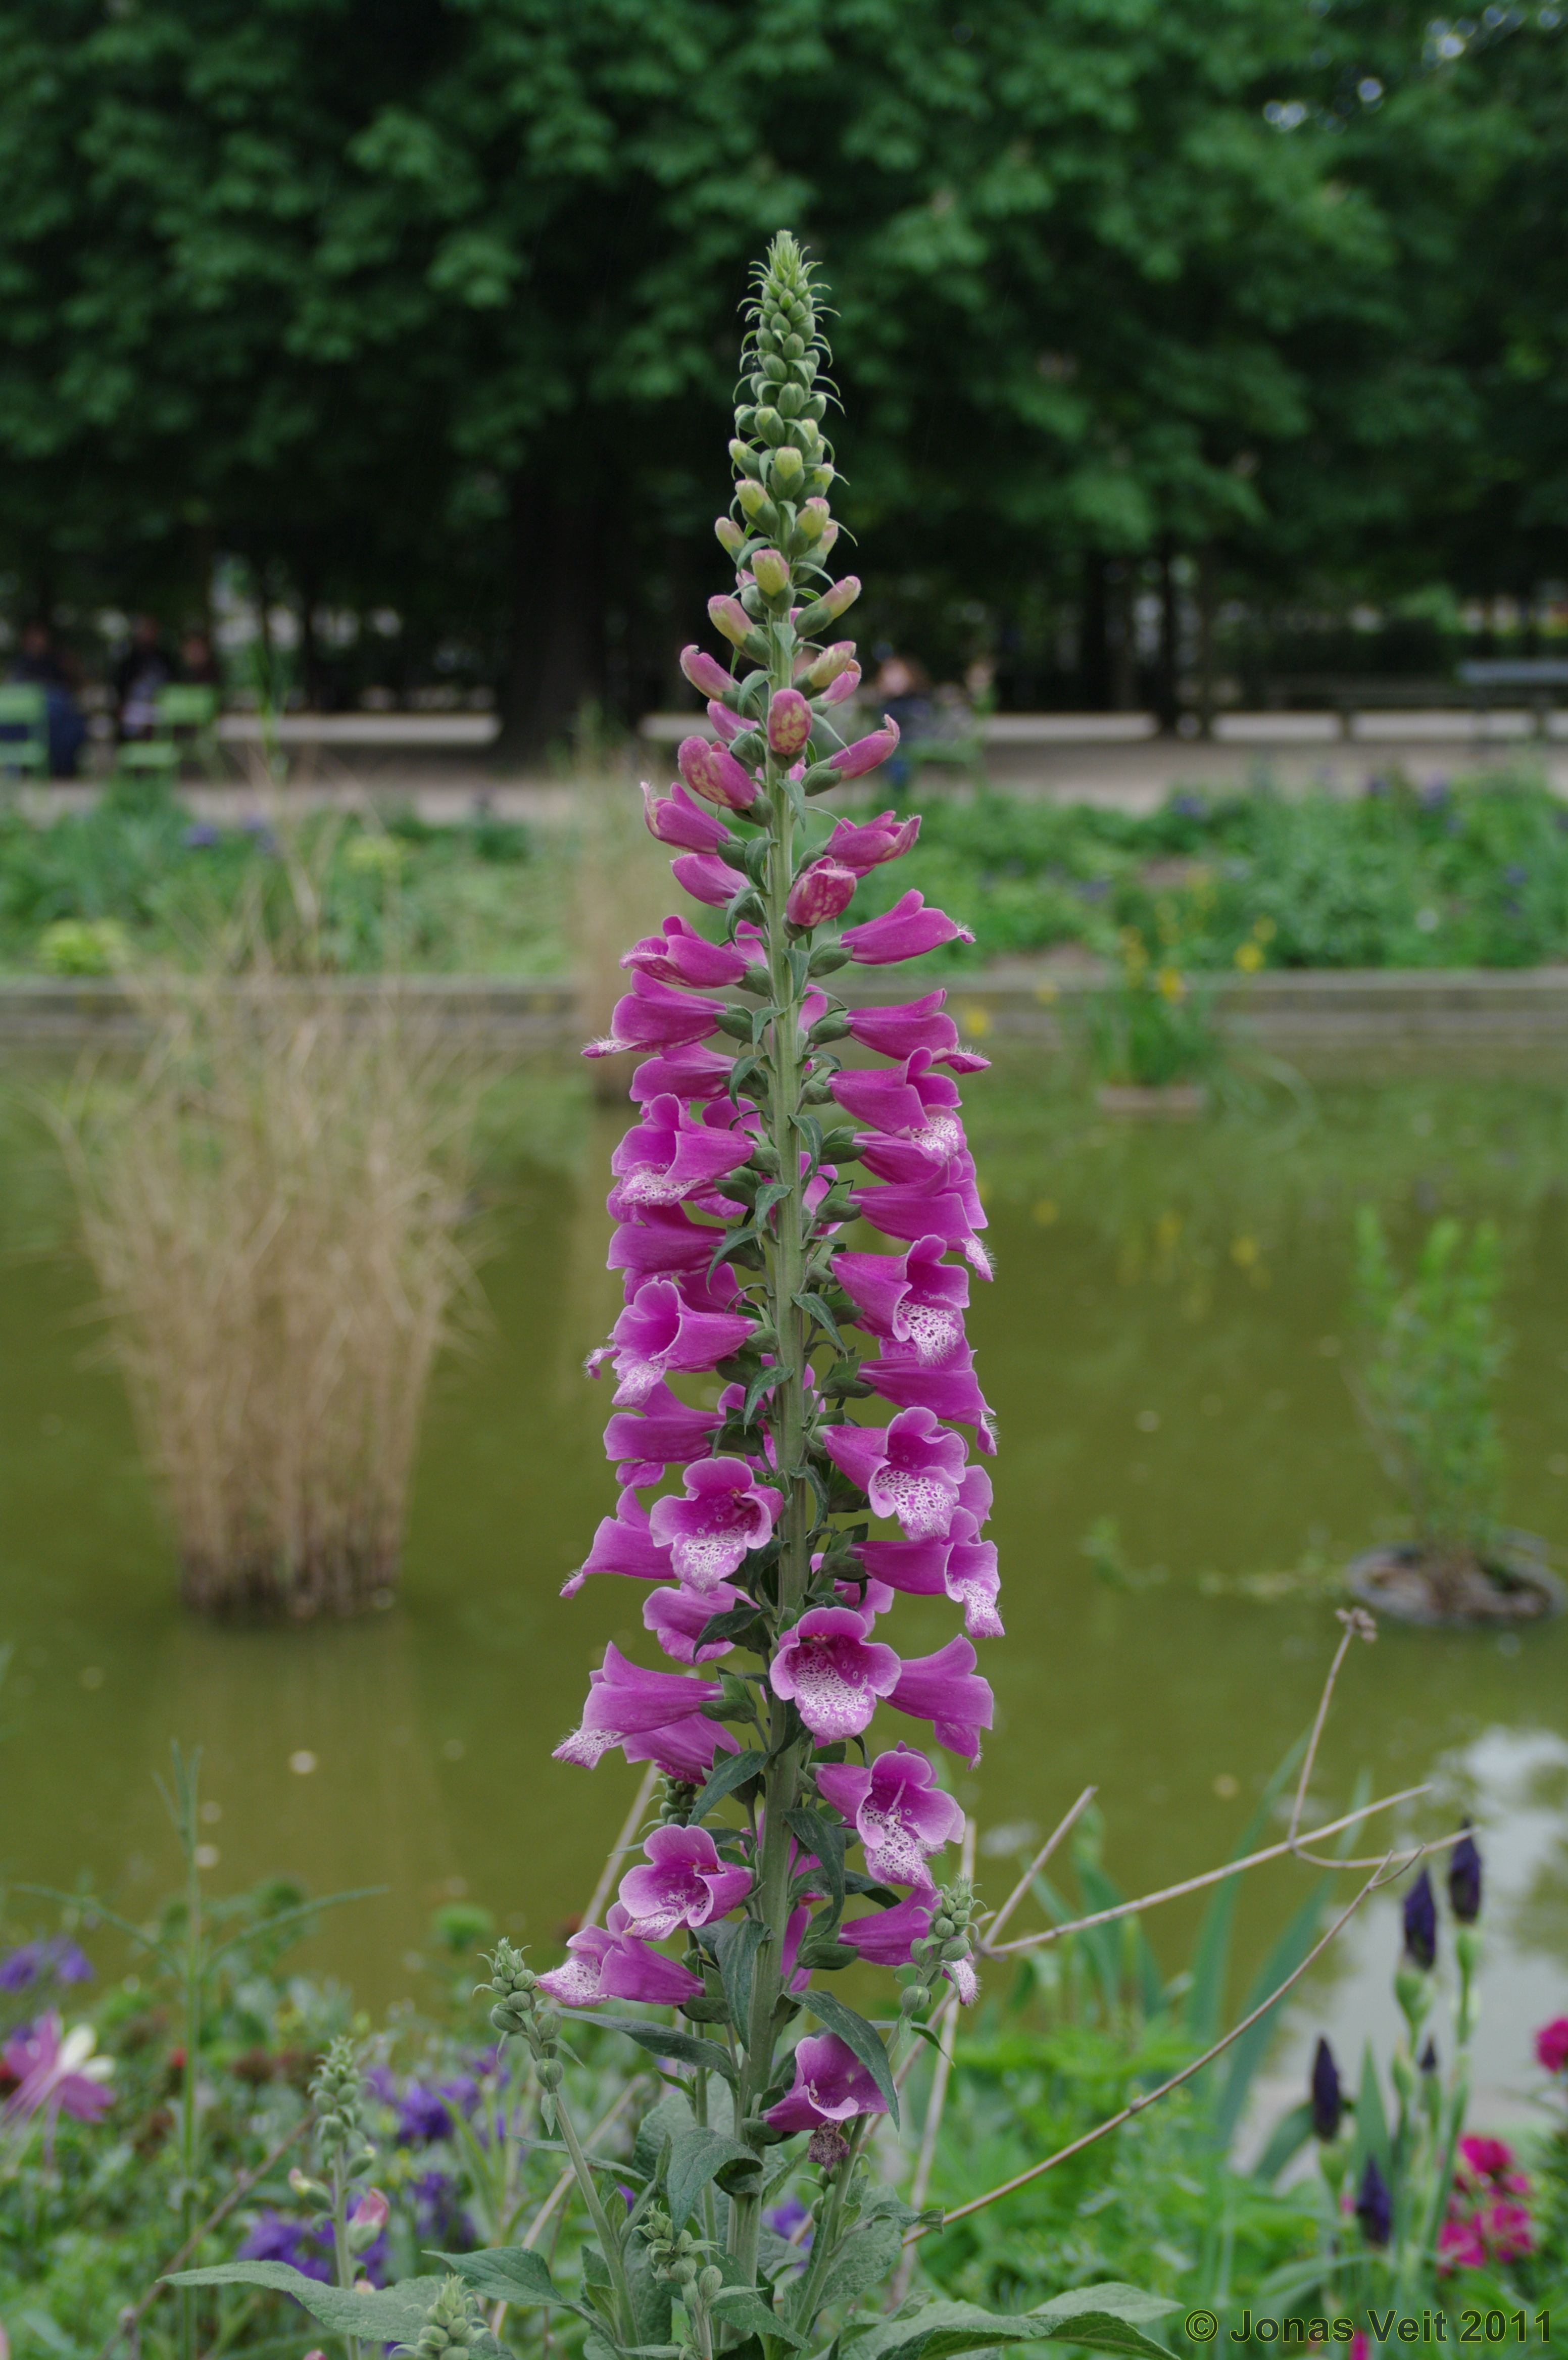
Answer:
[664,2124,757,2234]
[850,2286,1180,2360]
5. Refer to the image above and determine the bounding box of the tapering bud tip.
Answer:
[1448,1827,1482,1925]
[751,548,791,598]
[714,517,745,558]
[708,595,752,649]
[678,734,758,812]
[680,645,733,700]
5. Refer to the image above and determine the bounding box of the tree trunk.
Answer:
[496,474,606,763]
[1107,562,1135,712]
[1195,542,1218,740]
[1081,553,1110,709]
[1154,538,1180,733]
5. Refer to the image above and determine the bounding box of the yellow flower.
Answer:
[1156,966,1186,1001]
[1234,939,1264,972]
[1253,915,1277,943]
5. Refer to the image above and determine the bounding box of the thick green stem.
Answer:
[329,2156,363,2360]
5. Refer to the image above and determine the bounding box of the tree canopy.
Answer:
[0,0,1561,740]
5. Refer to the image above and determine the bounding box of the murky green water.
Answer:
[3,1064,1567,2122]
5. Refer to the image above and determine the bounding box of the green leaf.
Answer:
[689,1748,766,1824]
[715,1915,768,2039]
[793,1290,848,1353]
[433,2248,594,2324]
[800,1989,899,2127]
[1185,1739,1306,2046]
[626,2240,675,2352]
[810,2212,904,2321]
[710,2285,807,2349]
[163,2265,449,2345]
[571,2014,737,2083]
[664,2124,757,2233]
[786,1805,846,1915]
[849,2286,1180,2360]
[633,2088,693,2184]
[1251,2099,1316,2188]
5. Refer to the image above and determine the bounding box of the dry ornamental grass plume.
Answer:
[59,964,485,1616]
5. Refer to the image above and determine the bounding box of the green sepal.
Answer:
[432,2247,595,2324]
[715,1008,755,1041]
[794,1290,847,1353]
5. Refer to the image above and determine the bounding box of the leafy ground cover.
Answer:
[1,768,1564,980]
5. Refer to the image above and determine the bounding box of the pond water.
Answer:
[3,1063,1567,2134]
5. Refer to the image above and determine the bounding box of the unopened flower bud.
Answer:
[680,645,734,700]
[767,688,812,758]
[708,595,753,649]
[932,1914,956,1940]
[534,2004,560,2040]
[678,734,757,812]
[786,860,857,928]
[751,549,791,598]
[349,2188,389,2251]
[737,479,770,518]
[798,497,831,542]
[672,2257,698,2286]
[770,446,804,489]
[715,517,745,558]
[1448,1828,1482,1926]
[817,520,840,557]
[535,2057,563,2090]
[806,642,857,689]
[900,1985,926,2016]
[697,2268,724,2303]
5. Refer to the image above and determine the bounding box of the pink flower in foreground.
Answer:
[621,917,756,992]
[822,1406,968,1540]
[537,1903,705,2009]
[642,778,736,855]
[825,810,921,873]
[835,1236,968,1364]
[679,644,734,700]
[584,971,727,1060]
[830,1051,963,1145]
[845,990,990,1072]
[601,1378,723,1488]
[768,688,813,758]
[1536,2017,1568,2073]
[587,1280,754,1408]
[1460,2135,1515,2181]
[649,1457,784,1590]
[671,850,747,908]
[817,1744,964,1885]
[618,1824,753,1938]
[830,717,901,779]
[609,1094,757,1207]
[678,734,757,812]
[3,2014,112,2129]
[563,1491,675,1594]
[841,889,975,966]
[644,1578,741,1663]
[763,2031,888,2134]
[786,859,858,928]
[554,1644,724,1768]
[889,1634,995,1763]
[770,1607,901,1741]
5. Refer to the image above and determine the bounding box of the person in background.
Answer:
[9,621,87,777]
[178,627,222,689]
[113,613,173,739]
[872,652,935,794]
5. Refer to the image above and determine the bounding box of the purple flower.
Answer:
[678,734,757,813]
[824,810,921,873]
[1355,2154,1392,2248]
[238,2212,334,2284]
[861,1350,996,1441]
[601,1378,724,1487]
[183,822,221,850]
[851,1170,992,1281]
[553,1643,729,1771]
[889,1635,994,1763]
[830,717,902,781]
[786,860,859,928]
[764,2194,812,2245]
[679,646,736,701]
[589,1282,755,1408]
[608,1206,736,1287]
[834,1236,968,1365]
[830,1053,964,1148]
[648,1457,784,1589]
[707,699,746,745]
[0,1938,93,1992]
[816,1744,964,1885]
[823,1406,968,1540]
[1403,1867,1437,1971]
[584,971,727,1060]
[629,1042,736,1103]
[770,1607,902,1741]
[1311,2036,1343,2141]
[565,1491,677,1594]
[621,918,759,992]
[617,1825,754,1938]
[609,1086,755,1208]
[805,640,858,690]
[839,1891,933,1964]
[397,2084,455,2145]
[671,851,747,907]
[764,2031,889,2134]
[845,992,990,1073]
[643,1577,741,1662]
[1449,1827,1483,1925]
[536,1903,705,2009]
[768,689,813,759]
[840,889,974,966]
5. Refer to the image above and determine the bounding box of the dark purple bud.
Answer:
[1448,1826,1482,1926]
[1402,1867,1437,1972]
[1355,2155,1392,2247]
[1310,2036,1343,2141]
[1419,2038,1439,2075]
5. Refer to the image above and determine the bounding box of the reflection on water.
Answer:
[3,1071,1566,2115]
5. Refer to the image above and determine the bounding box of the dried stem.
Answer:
[985,1788,1096,1948]
[916,1857,1397,2239]
[579,1763,662,1934]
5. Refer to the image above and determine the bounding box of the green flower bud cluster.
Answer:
[310,2036,373,2168]
[723,234,840,605]
[659,1777,700,1827]
[903,1875,980,2009]
[640,2206,719,2289]
[479,1940,565,2121]
[403,2275,481,2360]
